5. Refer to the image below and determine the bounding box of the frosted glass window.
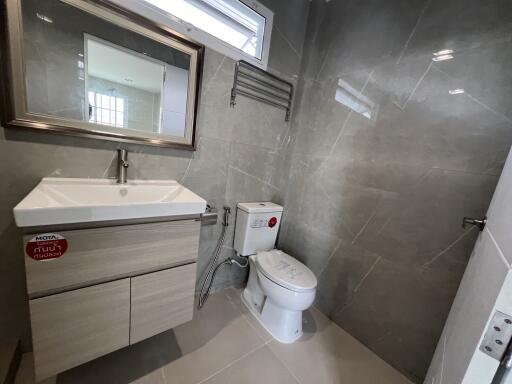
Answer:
[141,0,267,60]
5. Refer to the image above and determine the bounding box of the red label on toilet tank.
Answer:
[25,233,68,261]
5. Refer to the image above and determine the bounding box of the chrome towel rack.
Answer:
[230,61,294,121]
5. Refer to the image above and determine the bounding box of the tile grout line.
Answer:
[401,61,432,109]
[314,68,375,175]
[486,228,511,268]
[333,68,375,144]
[351,200,381,245]
[431,64,512,125]
[396,0,433,65]
[223,291,265,341]
[101,150,118,178]
[274,25,302,59]
[228,165,280,191]
[353,256,382,293]
[316,238,343,279]
[179,152,195,183]
[319,183,356,238]
[266,343,303,384]
[466,93,512,125]
[195,344,266,384]
[204,56,227,91]
[430,165,501,177]
[421,228,474,268]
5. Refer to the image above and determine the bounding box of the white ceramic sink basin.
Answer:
[14,178,207,227]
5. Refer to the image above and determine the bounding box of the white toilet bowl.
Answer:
[242,249,317,343]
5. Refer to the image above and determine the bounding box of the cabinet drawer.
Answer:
[29,279,130,381]
[130,263,196,344]
[24,220,200,296]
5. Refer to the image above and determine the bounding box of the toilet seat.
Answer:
[255,250,317,293]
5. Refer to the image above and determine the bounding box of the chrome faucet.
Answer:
[117,149,129,184]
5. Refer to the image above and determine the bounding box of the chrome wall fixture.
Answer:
[230,60,293,121]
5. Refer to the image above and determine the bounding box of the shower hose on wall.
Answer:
[198,206,248,309]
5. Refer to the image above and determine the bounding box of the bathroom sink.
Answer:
[14,178,207,227]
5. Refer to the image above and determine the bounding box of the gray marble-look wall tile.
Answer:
[353,168,497,267]
[0,0,310,350]
[278,216,341,276]
[260,0,310,62]
[332,257,459,382]
[277,0,512,382]
[5,1,512,382]
[314,240,381,317]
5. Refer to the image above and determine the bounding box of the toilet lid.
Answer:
[255,250,317,293]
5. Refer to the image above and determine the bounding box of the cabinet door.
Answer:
[29,279,130,381]
[130,263,196,344]
[25,220,200,296]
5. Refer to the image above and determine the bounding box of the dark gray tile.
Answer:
[353,168,497,267]
[332,258,459,382]
[315,240,381,317]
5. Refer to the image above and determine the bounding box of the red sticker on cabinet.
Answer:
[268,217,278,228]
[25,233,68,261]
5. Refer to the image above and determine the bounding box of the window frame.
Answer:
[108,0,274,69]
[88,91,126,128]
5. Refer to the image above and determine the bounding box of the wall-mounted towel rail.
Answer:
[230,61,294,121]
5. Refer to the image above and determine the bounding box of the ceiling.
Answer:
[86,37,165,93]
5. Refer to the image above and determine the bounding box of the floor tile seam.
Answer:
[266,342,303,384]
[223,290,271,345]
[194,343,266,384]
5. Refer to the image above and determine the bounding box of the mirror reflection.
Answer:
[21,0,197,141]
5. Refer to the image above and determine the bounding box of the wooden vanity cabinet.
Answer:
[130,263,196,344]
[23,219,200,382]
[29,279,131,381]
[24,220,200,297]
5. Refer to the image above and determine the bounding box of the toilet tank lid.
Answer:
[237,202,283,213]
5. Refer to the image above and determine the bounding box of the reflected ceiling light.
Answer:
[433,49,454,56]
[432,54,453,62]
[449,89,465,95]
[36,13,53,23]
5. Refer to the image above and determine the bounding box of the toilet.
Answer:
[234,202,317,343]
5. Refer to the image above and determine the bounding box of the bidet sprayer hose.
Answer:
[198,206,231,309]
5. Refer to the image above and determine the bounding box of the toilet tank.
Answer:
[234,202,283,256]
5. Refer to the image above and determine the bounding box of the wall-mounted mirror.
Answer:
[2,0,204,148]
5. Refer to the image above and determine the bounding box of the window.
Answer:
[88,92,125,128]
[112,0,273,68]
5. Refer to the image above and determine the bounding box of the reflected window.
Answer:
[88,92,125,128]
[335,79,378,121]
[85,35,168,134]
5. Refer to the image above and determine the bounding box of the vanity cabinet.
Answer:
[24,220,200,297]
[23,219,201,381]
[30,279,131,381]
[130,263,196,344]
